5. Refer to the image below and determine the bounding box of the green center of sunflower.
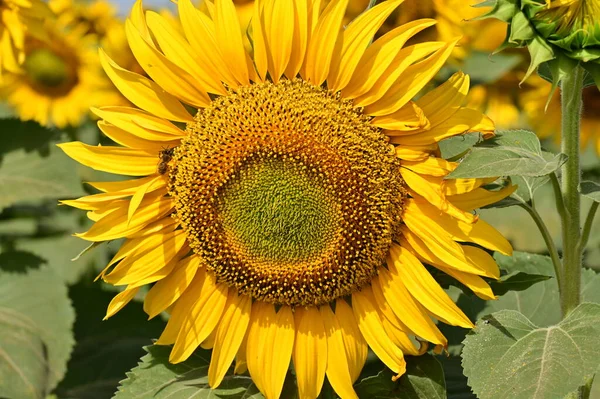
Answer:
[169,79,406,306]
[219,157,340,263]
[23,48,69,88]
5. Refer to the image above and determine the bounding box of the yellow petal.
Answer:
[400,167,477,224]
[401,157,455,177]
[264,0,294,82]
[375,269,447,346]
[294,307,327,399]
[145,10,227,95]
[328,0,403,91]
[416,71,470,127]
[234,330,249,375]
[93,106,186,140]
[343,19,437,99]
[380,317,425,356]
[352,287,406,377]
[353,41,444,107]
[320,305,358,399]
[104,229,188,285]
[247,304,295,399]
[334,299,367,382]
[98,122,179,151]
[214,0,250,85]
[58,142,157,176]
[127,175,159,221]
[130,0,153,43]
[156,269,206,345]
[104,286,139,320]
[128,216,178,238]
[303,0,348,86]
[209,292,251,388]
[87,175,165,194]
[391,108,495,146]
[408,198,513,256]
[170,280,229,363]
[373,101,430,131]
[394,145,434,161]
[144,255,201,319]
[126,19,211,108]
[400,227,497,278]
[75,195,173,241]
[98,49,193,123]
[388,244,473,328]
[177,0,238,87]
[365,40,457,116]
[449,185,517,211]
[284,0,308,78]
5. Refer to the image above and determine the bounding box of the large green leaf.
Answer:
[580,181,600,202]
[447,130,567,179]
[113,345,263,399]
[354,354,446,399]
[438,133,482,161]
[0,140,85,211]
[56,282,166,399]
[462,303,600,399]
[0,267,75,398]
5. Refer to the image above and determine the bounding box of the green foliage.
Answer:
[0,119,85,212]
[488,271,552,296]
[354,355,446,399]
[56,282,166,399]
[447,130,567,179]
[113,345,263,399]
[462,303,600,399]
[0,267,75,398]
[580,181,600,202]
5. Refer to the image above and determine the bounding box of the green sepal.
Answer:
[523,35,555,83]
[472,0,518,22]
[509,11,535,44]
[581,62,600,91]
[537,53,578,106]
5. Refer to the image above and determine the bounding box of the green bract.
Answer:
[477,0,600,90]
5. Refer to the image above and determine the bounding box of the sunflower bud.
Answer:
[478,0,600,89]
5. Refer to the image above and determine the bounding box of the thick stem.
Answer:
[519,204,563,290]
[559,65,585,317]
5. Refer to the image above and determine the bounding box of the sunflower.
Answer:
[0,0,53,78]
[0,22,118,128]
[522,75,600,153]
[60,0,514,397]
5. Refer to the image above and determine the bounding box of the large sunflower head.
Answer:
[0,0,54,78]
[0,21,119,128]
[60,0,515,397]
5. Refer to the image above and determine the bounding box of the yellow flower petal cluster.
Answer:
[61,1,514,398]
[0,0,53,78]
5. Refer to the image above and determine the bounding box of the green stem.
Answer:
[518,203,563,290]
[549,173,566,295]
[577,202,599,257]
[559,65,585,317]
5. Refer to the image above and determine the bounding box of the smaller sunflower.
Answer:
[0,0,54,78]
[522,75,600,153]
[0,22,117,128]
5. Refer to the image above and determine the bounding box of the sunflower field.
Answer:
[1,0,599,398]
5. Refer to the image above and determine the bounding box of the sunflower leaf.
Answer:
[354,354,446,399]
[446,130,568,179]
[580,181,600,202]
[113,345,265,399]
[488,271,552,296]
[461,303,600,399]
[55,282,166,399]
[0,267,75,398]
[0,121,85,211]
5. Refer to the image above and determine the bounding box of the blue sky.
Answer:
[112,0,175,15]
